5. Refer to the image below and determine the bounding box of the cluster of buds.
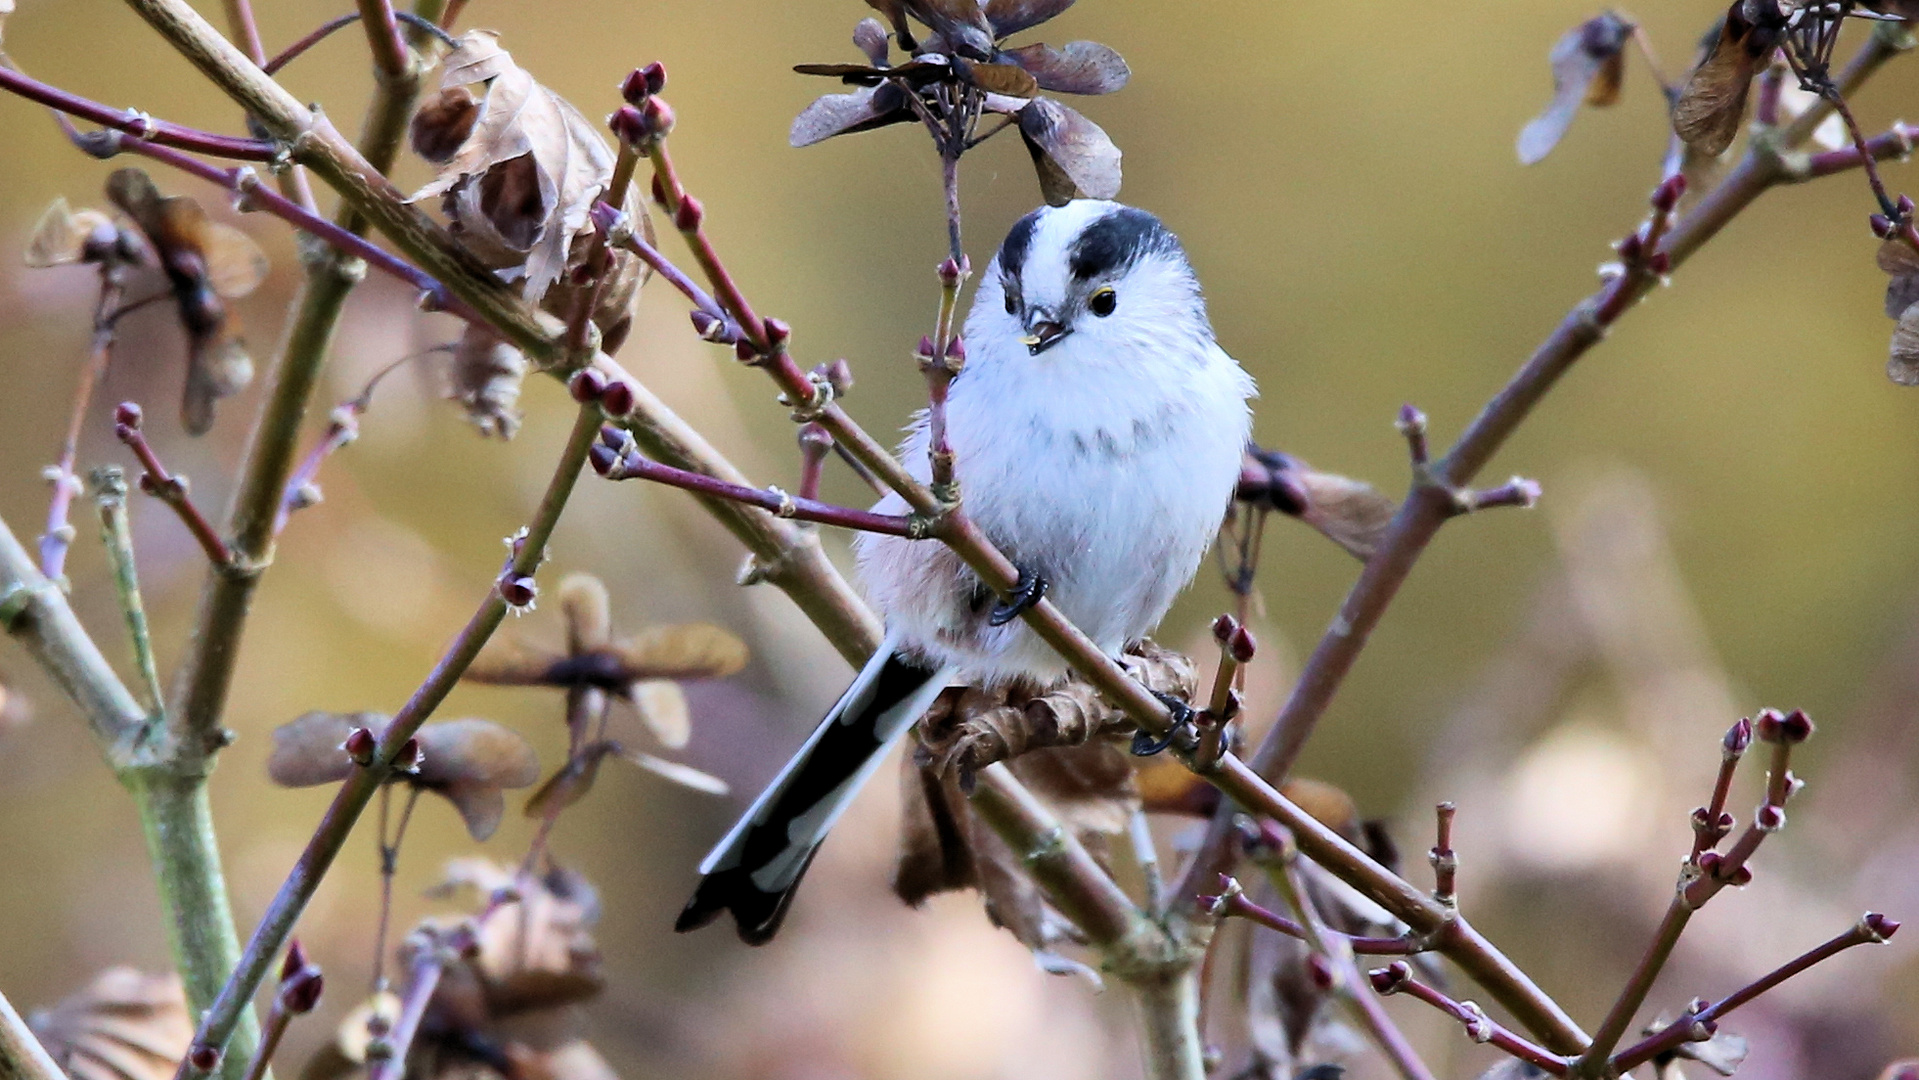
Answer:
[609,63,673,150]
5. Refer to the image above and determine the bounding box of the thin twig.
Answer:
[0,989,66,1080]
[113,405,235,567]
[354,0,411,79]
[0,63,279,161]
[1199,877,1424,955]
[90,468,166,719]
[1370,962,1568,1075]
[41,265,130,581]
[221,0,267,66]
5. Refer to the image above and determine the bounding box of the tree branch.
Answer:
[0,988,65,1080]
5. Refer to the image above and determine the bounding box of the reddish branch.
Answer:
[113,403,235,566]
[589,425,920,537]
[1370,961,1568,1075]
[40,269,133,580]
[0,64,279,161]
[1200,877,1423,956]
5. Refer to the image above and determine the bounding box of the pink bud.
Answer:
[1306,953,1335,991]
[343,727,377,765]
[115,401,144,428]
[188,1045,221,1072]
[608,104,647,145]
[601,381,636,418]
[499,574,538,608]
[1228,626,1257,664]
[568,368,607,403]
[937,255,968,286]
[764,316,791,347]
[1652,173,1688,214]
[1865,912,1901,940]
[1723,717,1753,756]
[1369,961,1411,994]
[1211,613,1239,643]
[673,194,703,232]
[280,939,310,983]
[642,97,676,141]
[944,336,966,362]
[916,334,936,360]
[822,359,855,395]
[1871,213,1896,238]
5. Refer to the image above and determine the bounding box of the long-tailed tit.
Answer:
[676,199,1256,943]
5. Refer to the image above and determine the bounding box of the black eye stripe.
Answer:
[1069,207,1179,280]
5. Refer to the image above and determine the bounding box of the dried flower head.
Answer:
[267,711,540,840]
[791,1,1128,205]
[103,169,267,435]
[28,969,192,1080]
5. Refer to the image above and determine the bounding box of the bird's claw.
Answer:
[987,567,1048,627]
[1131,690,1198,756]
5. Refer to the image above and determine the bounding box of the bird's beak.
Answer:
[1019,312,1070,355]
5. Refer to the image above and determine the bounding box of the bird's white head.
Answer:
[967,200,1213,370]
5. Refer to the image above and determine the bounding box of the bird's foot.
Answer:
[987,566,1048,627]
[1131,690,1198,756]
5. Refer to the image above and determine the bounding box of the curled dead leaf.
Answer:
[447,323,527,438]
[432,859,604,1015]
[29,969,192,1080]
[1517,12,1633,165]
[1877,238,1919,386]
[412,32,615,303]
[1890,303,1919,386]
[410,86,481,164]
[1018,96,1121,205]
[1672,2,1787,157]
[105,168,267,435]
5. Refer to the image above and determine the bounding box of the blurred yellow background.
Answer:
[3,1,1919,1077]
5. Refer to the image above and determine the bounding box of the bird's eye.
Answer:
[1003,291,1017,315]
[1089,286,1117,317]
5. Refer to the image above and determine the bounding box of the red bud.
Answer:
[1228,626,1257,664]
[1652,173,1688,213]
[115,401,144,428]
[601,381,636,418]
[1305,953,1335,991]
[1369,961,1411,994]
[1211,613,1240,643]
[764,316,791,347]
[568,368,607,403]
[343,727,377,766]
[608,104,648,146]
[673,194,703,232]
[1865,912,1901,940]
[188,1045,221,1072]
[1723,717,1753,756]
[499,574,538,608]
[1871,213,1896,238]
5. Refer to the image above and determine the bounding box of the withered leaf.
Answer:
[1890,303,1919,386]
[29,969,192,1080]
[447,323,527,439]
[106,168,266,435]
[1000,41,1128,95]
[1018,97,1121,206]
[24,198,124,268]
[984,0,1076,39]
[267,711,538,840]
[1244,449,1398,561]
[1672,3,1785,157]
[896,0,996,58]
[410,85,481,164]
[610,623,749,682]
[433,859,604,1015]
[413,31,614,303]
[790,83,913,147]
[1877,237,1919,386]
[628,679,689,749]
[1517,12,1633,165]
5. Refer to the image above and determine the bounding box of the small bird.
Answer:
[676,199,1256,943]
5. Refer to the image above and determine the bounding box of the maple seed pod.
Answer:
[1228,625,1257,664]
[601,380,636,418]
[568,368,607,403]
[188,1044,221,1071]
[1652,173,1687,213]
[764,316,792,348]
[1871,213,1896,239]
[1723,717,1753,756]
[674,195,704,232]
[1211,613,1240,643]
[1369,961,1411,995]
[343,727,377,766]
[499,574,538,608]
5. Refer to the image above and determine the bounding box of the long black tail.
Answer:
[676,642,951,944]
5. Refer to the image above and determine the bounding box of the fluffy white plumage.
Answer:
[680,199,1256,943]
[857,198,1256,681]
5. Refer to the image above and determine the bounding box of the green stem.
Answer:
[1128,967,1205,1080]
[90,467,164,717]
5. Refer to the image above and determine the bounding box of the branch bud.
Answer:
[1652,172,1688,214]
[1723,716,1753,757]
[608,104,648,146]
[916,334,937,361]
[188,1045,221,1072]
[1901,194,1916,217]
[1864,912,1901,942]
[621,63,666,105]
[1228,625,1257,663]
[798,423,833,453]
[280,939,311,983]
[1755,707,1813,744]
[115,401,144,429]
[937,255,969,287]
[1871,213,1896,238]
[393,736,424,774]
[734,339,759,364]
[1616,232,1644,262]
[944,336,966,363]
[1755,804,1786,832]
[499,573,538,608]
[641,97,676,142]
[601,380,636,418]
[673,193,703,232]
[1369,961,1411,995]
[690,309,727,341]
[1305,952,1336,991]
[818,359,855,396]
[568,368,607,403]
[343,727,377,766]
[1211,613,1240,644]
[764,316,792,349]
[1646,251,1672,277]
[588,442,622,476]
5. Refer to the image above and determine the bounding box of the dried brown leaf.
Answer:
[1017,96,1121,205]
[1890,302,1919,386]
[411,85,481,164]
[955,58,1038,97]
[789,84,913,147]
[463,635,564,685]
[105,168,263,435]
[447,323,526,438]
[435,860,603,1014]
[413,31,614,303]
[1517,12,1633,165]
[29,969,192,1080]
[984,0,1075,39]
[1672,4,1783,157]
[1000,41,1129,95]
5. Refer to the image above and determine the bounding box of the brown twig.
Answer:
[1199,877,1423,955]
[589,426,921,537]
[1611,914,1901,1072]
[1370,961,1568,1076]
[112,404,235,566]
[237,944,323,1080]
[354,0,411,79]
[1429,802,1457,907]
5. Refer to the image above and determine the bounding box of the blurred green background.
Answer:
[3,1,1919,1077]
